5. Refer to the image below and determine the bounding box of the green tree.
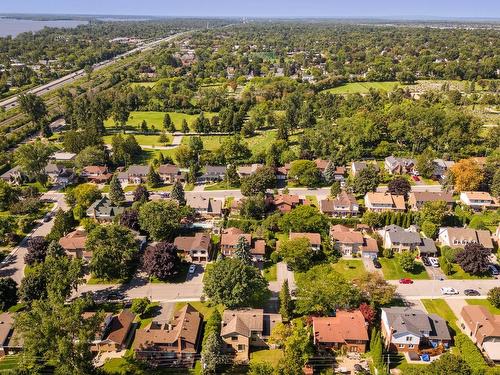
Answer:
[330,181,341,198]
[352,165,380,195]
[234,236,252,265]
[288,160,322,187]
[147,168,161,188]
[278,205,329,235]
[163,113,175,132]
[0,179,19,210]
[109,174,125,206]
[387,177,411,198]
[279,280,293,322]
[240,166,276,196]
[112,95,130,128]
[416,152,436,179]
[295,264,361,315]
[19,93,47,126]
[47,209,74,241]
[277,318,314,375]
[370,327,385,373]
[422,220,438,239]
[487,287,500,308]
[87,224,139,280]
[278,238,314,272]
[171,180,186,205]
[65,183,101,209]
[420,200,448,226]
[399,251,416,272]
[427,352,471,375]
[353,273,396,306]
[74,145,107,168]
[224,164,240,187]
[131,297,150,316]
[181,119,190,133]
[248,362,274,375]
[323,160,337,184]
[239,194,266,219]
[0,277,18,311]
[201,315,226,374]
[14,140,54,182]
[203,258,269,308]
[139,200,181,241]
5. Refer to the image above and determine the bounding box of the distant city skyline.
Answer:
[1,0,499,19]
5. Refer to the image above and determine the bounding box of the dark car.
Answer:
[286,264,293,272]
[107,291,124,301]
[422,256,431,266]
[464,289,480,296]
[372,258,382,269]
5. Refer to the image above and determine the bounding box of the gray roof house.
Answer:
[186,196,223,217]
[44,163,76,187]
[86,196,124,222]
[384,156,416,175]
[126,165,150,184]
[350,161,379,177]
[197,165,227,184]
[379,225,437,255]
[0,166,23,185]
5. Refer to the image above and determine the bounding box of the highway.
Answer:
[0,30,192,110]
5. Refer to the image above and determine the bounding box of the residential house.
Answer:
[58,230,89,260]
[381,307,452,354]
[197,165,227,184]
[133,304,203,366]
[408,191,454,211]
[221,309,281,362]
[314,159,346,181]
[460,191,499,211]
[272,194,303,213]
[237,164,263,177]
[158,164,183,184]
[384,156,416,175]
[312,311,369,353]
[0,313,22,357]
[438,227,494,251]
[379,225,437,256]
[350,161,379,177]
[173,232,211,263]
[44,163,76,187]
[220,227,266,262]
[126,165,151,185]
[0,166,23,185]
[364,192,406,212]
[186,196,223,218]
[459,305,500,363]
[51,152,76,162]
[86,196,125,222]
[288,232,322,251]
[320,191,359,217]
[432,159,455,179]
[330,225,379,258]
[84,310,136,352]
[81,166,112,184]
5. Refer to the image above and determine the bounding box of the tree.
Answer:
[370,328,385,373]
[487,287,500,308]
[330,181,341,198]
[421,221,438,239]
[0,277,17,311]
[420,200,448,226]
[234,236,252,265]
[163,113,175,132]
[47,209,74,241]
[248,362,274,375]
[147,168,161,188]
[240,166,276,196]
[416,152,436,179]
[278,238,314,272]
[278,205,329,234]
[109,174,125,206]
[87,224,139,280]
[455,243,490,275]
[295,264,361,315]
[112,95,130,128]
[133,184,149,203]
[224,164,240,187]
[74,146,107,168]
[323,160,337,184]
[142,242,182,280]
[181,119,190,133]
[131,297,150,316]
[18,265,47,303]
[239,194,266,219]
[279,280,293,322]
[14,140,53,181]
[203,258,269,308]
[19,93,47,125]
[399,251,416,272]
[46,240,66,258]
[450,159,484,192]
[0,180,19,211]
[352,165,380,195]
[491,169,500,198]
[427,352,471,375]
[119,208,140,231]
[66,183,101,209]
[24,236,48,266]
[277,318,314,375]
[362,211,381,229]
[353,273,396,306]
[139,200,181,241]
[288,160,322,187]
[396,69,416,85]
[387,177,411,198]
[359,303,376,326]
[201,311,226,374]
[140,120,148,132]
[171,180,186,205]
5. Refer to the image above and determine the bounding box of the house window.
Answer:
[408,344,414,349]
[237,344,245,352]
[231,336,238,341]
[399,344,404,348]
[406,337,412,342]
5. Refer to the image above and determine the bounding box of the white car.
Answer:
[428,257,439,268]
[440,287,459,295]
[188,264,197,274]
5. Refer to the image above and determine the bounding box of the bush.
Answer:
[270,251,280,263]
[439,256,453,276]
[382,248,394,258]
[131,297,150,316]
[488,287,500,308]
[399,251,416,272]
[454,333,488,372]
[421,220,438,239]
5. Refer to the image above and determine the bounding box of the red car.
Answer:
[411,175,420,182]
[399,278,414,284]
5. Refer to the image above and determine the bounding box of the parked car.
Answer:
[399,278,413,284]
[488,265,499,276]
[42,213,52,222]
[464,289,480,296]
[107,291,124,300]
[422,256,430,266]
[372,258,382,269]
[286,264,293,271]
[440,287,459,295]
[428,257,439,268]
[411,175,420,182]
[188,264,197,274]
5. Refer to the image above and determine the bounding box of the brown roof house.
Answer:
[173,232,211,263]
[312,311,369,353]
[408,191,454,211]
[133,304,203,367]
[330,225,379,258]
[221,309,281,362]
[320,191,359,217]
[0,313,22,357]
[84,310,136,353]
[220,227,266,262]
[438,227,494,251]
[186,196,223,218]
[364,192,405,212]
[158,164,184,184]
[460,191,499,211]
[58,230,90,260]
[237,164,263,177]
[81,166,112,184]
[272,194,303,213]
[381,307,452,354]
[459,305,500,363]
[285,232,322,252]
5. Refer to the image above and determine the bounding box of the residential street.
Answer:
[391,279,499,299]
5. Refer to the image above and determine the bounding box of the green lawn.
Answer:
[129,81,158,88]
[331,259,367,280]
[87,276,123,285]
[0,355,19,371]
[421,298,459,334]
[263,262,277,282]
[181,130,276,154]
[249,349,283,367]
[102,134,170,147]
[305,195,318,208]
[104,111,217,131]
[446,263,492,280]
[465,299,500,314]
[323,81,402,94]
[379,256,429,280]
[204,181,239,191]
[173,301,223,322]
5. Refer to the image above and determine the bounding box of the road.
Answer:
[390,279,499,299]
[0,191,68,284]
[0,31,192,110]
[377,184,442,193]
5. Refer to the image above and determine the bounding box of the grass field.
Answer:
[323,81,402,94]
[446,263,492,280]
[421,298,459,334]
[102,134,170,147]
[174,301,223,322]
[104,111,217,131]
[129,81,158,88]
[249,349,283,367]
[331,259,367,280]
[379,256,429,280]
[263,262,277,282]
[465,299,500,314]
[0,355,19,371]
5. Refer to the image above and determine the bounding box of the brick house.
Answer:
[173,232,211,263]
[158,164,184,184]
[220,227,265,262]
[364,192,405,212]
[320,191,359,217]
[84,310,136,353]
[330,225,379,258]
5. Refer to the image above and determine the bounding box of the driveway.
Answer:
[362,257,382,275]
[424,263,447,280]
[269,262,296,293]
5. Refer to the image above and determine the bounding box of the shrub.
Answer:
[399,251,416,272]
[454,333,488,372]
[488,287,500,308]
[382,248,394,258]
[131,297,150,316]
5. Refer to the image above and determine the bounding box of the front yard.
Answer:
[446,263,492,280]
[331,259,367,280]
[263,262,277,282]
[465,299,500,314]
[379,256,429,280]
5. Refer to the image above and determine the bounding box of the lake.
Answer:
[0,18,88,37]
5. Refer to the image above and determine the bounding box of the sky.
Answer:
[0,0,499,19]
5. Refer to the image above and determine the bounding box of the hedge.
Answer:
[455,333,488,374]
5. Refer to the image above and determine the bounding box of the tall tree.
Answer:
[14,140,53,182]
[109,174,125,206]
[450,159,484,192]
[147,168,161,188]
[139,200,181,241]
[19,93,47,126]
[352,165,380,195]
[24,236,48,266]
[47,209,74,241]
[455,243,490,275]
[0,277,18,311]
[171,180,186,205]
[142,242,181,280]
[133,184,149,203]
[278,238,314,272]
[387,177,411,198]
[279,280,293,322]
[234,236,252,265]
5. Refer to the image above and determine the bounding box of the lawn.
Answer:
[102,134,170,147]
[323,81,402,94]
[465,299,500,314]
[331,259,367,280]
[135,301,161,329]
[181,130,276,154]
[446,263,492,280]
[87,276,123,285]
[263,262,277,282]
[204,181,239,191]
[421,298,459,334]
[149,262,189,284]
[104,111,217,131]
[379,256,429,280]
[173,301,223,321]
[129,81,158,88]
[0,355,19,371]
[305,195,318,208]
[249,349,283,367]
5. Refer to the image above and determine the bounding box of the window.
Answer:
[399,344,404,348]
[406,336,412,342]
[231,336,238,341]
[408,344,414,349]
[237,344,245,352]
